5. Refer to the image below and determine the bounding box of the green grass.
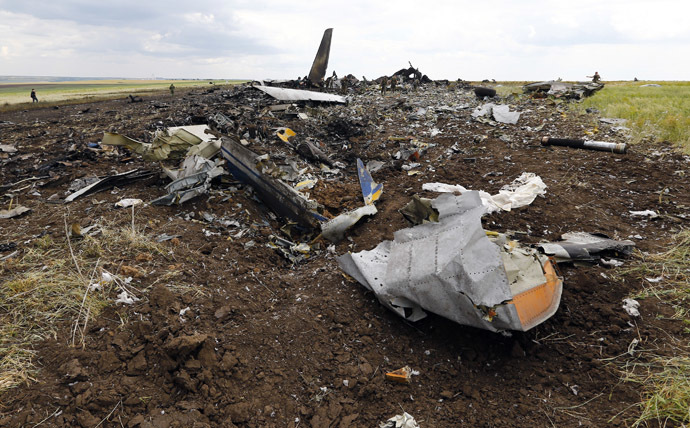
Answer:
[621,356,690,427]
[614,230,690,426]
[579,81,690,153]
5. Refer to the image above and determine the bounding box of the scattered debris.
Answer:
[541,137,627,154]
[115,290,140,305]
[115,198,144,208]
[0,144,17,153]
[471,103,521,124]
[380,412,420,428]
[103,125,218,161]
[220,136,326,229]
[151,159,225,206]
[523,80,604,99]
[321,159,382,242]
[630,210,659,218]
[623,298,640,317]
[65,169,154,203]
[423,173,546,214]
[385,366,413,384]
[321,204,377,242]
[0,205,31,219]
[474,87,496,98]
[538,232,635,264]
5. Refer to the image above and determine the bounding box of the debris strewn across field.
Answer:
[0,77,688,427]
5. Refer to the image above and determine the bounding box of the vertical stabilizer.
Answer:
[307,28,333,84]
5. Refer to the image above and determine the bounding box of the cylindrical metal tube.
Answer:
[541,137,627,154]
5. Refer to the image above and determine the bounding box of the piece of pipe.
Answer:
[541,137,627,154]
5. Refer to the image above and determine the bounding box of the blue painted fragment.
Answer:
[357,158,383,206]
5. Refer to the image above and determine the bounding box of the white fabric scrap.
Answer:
[115,198,144,208]
[115,290,140,305]
[623,298,640,317]
[423,173,546,214]
[380,412,420,428]
[630,210,658,218]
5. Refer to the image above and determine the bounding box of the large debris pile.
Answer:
[1,72,689,426]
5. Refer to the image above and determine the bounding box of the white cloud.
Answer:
[0,1,689,80]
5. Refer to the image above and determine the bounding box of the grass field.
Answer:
[0,79,247,107]
[578,81,690,153]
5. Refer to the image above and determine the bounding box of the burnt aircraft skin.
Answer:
[307,28,333,85]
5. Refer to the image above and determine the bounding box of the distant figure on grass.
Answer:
[31,89,38,103]
[587,71,601,83]
[169,83,175,96]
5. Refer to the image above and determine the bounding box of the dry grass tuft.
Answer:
[0,219,174,393]
[613,230,690,426]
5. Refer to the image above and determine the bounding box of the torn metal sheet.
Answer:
[65,169,153,203]
[357,158,383,205]
[539,232,635,264]
[151,164,224,206]
[523,81,604,99]
[0,144,17,153]
[102,126,216,161]
[308,28,333,84]
[220,136,327,229]
[276,128,296,143]
[492,104,521,124]
[423,173,546,214]
[471,103,520,124]
[400,195,438,225]
[0,205,31,219]
[321,204,377,242]
[338,191,562,332]
[162,156,221,181]
[253,85,346,104]
[166,125,214,142]
[186,140,221,159]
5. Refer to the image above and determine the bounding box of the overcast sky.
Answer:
[1,0,689,81]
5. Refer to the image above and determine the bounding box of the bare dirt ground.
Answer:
[1,82,689,427]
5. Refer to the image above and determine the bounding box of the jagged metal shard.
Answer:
[307,28,333,84]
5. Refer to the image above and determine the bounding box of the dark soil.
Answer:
[1,83,688,427]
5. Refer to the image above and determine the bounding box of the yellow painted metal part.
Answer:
[509,259,562,330]
[277,128,296,143]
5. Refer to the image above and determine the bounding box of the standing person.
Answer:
[169,83,175,96]
[587,72,601,83]
[380,76,388,95]
[31,88,38,103]
[390,76,397,92]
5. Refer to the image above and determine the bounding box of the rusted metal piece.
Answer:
[307,28,333,85]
